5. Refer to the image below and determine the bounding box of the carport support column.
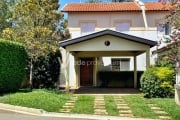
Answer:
[134,55,137,88]
[65,52,70,92]
[146,49,150,69]
[93,57,98,87]
[75,57,79,89]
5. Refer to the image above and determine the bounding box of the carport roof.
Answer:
[60,29,157,48]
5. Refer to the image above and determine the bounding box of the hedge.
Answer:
[0,39,28,93]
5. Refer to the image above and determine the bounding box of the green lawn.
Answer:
[149,98,180,120]
[104,96,119,116]
[71,95,94,114]
[0,89,71,112]
[122,95,158,119]
[0,90,180,120]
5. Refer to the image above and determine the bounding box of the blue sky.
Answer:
[59,0,158,9]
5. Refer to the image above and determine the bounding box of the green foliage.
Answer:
[0,89,71,112]
[32,50,61,89]
[156,56,175,68]
[122,95,158,118]
[8,0,70,57]
[149,98,180,120]
[71,95,94,114]
[1,0,70,60]
[0,39,28,93]
[140,67,175,98]
[0,0,16,35]
[1,0,70,87]
[104,96,119,116]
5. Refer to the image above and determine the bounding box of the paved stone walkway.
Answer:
[59,95,172,120]
[60,96,78,113]
[94,95,108,115]
[114,96,134,117]
[148,103,171,120]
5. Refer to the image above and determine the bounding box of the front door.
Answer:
[80,58,93,86]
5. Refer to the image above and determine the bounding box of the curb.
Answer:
[0,103,45,115]
[44,112,157,120]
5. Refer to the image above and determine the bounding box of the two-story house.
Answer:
[59,1,171,89]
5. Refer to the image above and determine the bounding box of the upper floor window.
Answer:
[156,19,171,36]
[80,22,95,35]
[115,22,130,32]
[157,22,171,36]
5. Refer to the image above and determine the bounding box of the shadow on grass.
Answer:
[0,88,32,97]
[18,88,33,93]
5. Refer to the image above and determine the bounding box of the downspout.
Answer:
[135,0,148,30]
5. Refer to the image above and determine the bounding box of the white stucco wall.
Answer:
[59,10,168,88]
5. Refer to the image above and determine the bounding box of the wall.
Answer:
[67,11,168,39]
[59,10,167,88]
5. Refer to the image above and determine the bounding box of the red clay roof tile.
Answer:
[144,2,172,11]
[62,2,173,12]
[62,2,141,12]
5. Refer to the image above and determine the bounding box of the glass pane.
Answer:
[81,23,95,34]
[115,23,130,32]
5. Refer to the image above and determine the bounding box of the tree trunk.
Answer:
[29,58,33,88]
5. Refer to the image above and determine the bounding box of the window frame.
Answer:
[113,20,132,32]
[79,20,97,35]
[111,58,130,71]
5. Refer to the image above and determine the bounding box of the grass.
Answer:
[0,89,71,112]
[122,95,158,119]
[149,98,180,120]
[71,95,94,114]
[104,96,119,116]
[0,90,179,119]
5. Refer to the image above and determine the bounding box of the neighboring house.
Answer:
[153,41,180,64]
[59,1,172,89]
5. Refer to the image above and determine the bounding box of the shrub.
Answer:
[140,66,175,98]
[32,50,61,89]
[0,39,28,93]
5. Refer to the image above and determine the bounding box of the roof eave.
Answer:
[59,29,157,48]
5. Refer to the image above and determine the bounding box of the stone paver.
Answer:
[147,103,171,120]
[151,106,161,110]
[159,116,171,120]
[60,94,172,120]
[60,96,77,113]
[114,96,134,117]
[94,96,107,115]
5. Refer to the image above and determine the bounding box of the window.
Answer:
[157,23,171,36]
[111,58,130,71]
[115,23,130,32]
[80,23,95,35]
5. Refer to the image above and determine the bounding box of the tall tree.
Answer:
[0,0,16,36]
[157,1,180,68]
[166,2,180,66]
[2,0,70,87]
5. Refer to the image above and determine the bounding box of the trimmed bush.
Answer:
[32,50,61,89]
[0,39,28,93]
[140,67,175,98]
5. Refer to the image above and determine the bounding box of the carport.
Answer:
[60,29,157,89]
